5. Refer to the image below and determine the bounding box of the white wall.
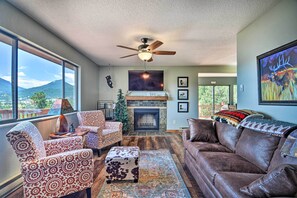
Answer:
[98,65,236,130]
[0,1,99,111]
[0,1,99,194]
[237,0,297,123]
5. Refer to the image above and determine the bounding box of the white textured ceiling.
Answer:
[8,0,279,67]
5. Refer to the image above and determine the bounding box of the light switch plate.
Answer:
[240,84,244,92]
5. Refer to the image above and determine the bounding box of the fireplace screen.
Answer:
[134,109,160,130]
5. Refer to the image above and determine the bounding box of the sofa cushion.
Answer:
[240,164,297,197]
[184,141,231,158]
[215,121,243,152]
[196,152,264,184]
[188,118,218,142]
[236,128,280,171]
[214,172,264,198]
[268,138,297,172]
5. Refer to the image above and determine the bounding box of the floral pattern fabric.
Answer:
[77,110,123,150]
[6,121,46,162]
[6,121,94,198]
[44,136,83,156]
[105,146,140,182]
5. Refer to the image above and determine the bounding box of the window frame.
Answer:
[0,29,79,124]
[64,61,79,110]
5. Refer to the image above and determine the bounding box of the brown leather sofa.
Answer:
[183,121,297,198]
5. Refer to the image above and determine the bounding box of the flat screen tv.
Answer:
[128,70,164,91]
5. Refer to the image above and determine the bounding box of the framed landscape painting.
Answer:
[257,39,297,105]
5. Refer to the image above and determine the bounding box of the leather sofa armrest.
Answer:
[182,129,190,142]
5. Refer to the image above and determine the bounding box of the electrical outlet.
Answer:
[173,120,176,125]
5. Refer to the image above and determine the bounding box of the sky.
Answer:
[0,42,75,89]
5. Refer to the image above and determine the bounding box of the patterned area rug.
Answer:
[98,150,191,198]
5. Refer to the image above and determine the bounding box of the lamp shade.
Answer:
[138,51,152,61]
[48,98,74,115]
[48,99,74,132]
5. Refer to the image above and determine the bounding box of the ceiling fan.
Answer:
[116,38,176,62]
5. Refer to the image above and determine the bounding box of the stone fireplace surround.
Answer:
[127,100,167,132]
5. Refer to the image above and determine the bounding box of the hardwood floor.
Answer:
[7,133,204,198]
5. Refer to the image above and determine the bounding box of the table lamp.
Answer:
[48,98,74,132]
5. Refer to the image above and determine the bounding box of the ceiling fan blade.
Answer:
[147,57,153,62]
[148,40,163,51]
[153,51,176,55]
[116,45,138,51]
[120,54,138,58]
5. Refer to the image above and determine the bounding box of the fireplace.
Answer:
[134,109,159,131]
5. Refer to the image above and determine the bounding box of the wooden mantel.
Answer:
[125,95,168,101]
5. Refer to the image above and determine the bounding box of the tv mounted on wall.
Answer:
[128,70,164,91]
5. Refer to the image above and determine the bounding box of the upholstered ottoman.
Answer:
[105,146,140,183]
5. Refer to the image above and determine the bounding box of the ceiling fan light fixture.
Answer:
[138,50,152,61]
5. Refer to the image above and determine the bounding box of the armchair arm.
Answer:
[44,136,83,156]
[182,129,190,142]
[21,148,94,174]
[78,125,102,134]
[105,121,122,130]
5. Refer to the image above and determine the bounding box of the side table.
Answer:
[49,128,90,147]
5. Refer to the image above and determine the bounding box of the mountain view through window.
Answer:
[0,34,13,121]
[0,32,78,122]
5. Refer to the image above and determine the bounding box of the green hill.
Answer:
[0,78,25,94]
[18,80,74,99]
[0,78,74,100]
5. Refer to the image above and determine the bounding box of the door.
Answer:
[198,85,230,119]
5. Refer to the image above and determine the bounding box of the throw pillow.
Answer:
[240,164,297,197]
[187,118,218,143]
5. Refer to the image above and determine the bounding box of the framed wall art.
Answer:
[257,39,297,105]
[178,77,188,87]
[178,89,188,100]
[178,102,189,113]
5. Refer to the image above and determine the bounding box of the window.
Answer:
[0,33,13,121]
[0,30,79,123]
[198,85,230,119]
[18,41,63,118]
[65,62,78,110]
[233,85,237,105]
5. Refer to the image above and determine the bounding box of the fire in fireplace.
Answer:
[134,109,159,131]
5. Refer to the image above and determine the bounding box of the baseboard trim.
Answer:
[0,174,23,197]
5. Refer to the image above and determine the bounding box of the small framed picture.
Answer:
[178,102,189,113]
[178,77,188,87]
[178,89,188,100]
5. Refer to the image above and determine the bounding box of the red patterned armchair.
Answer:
[77,110,123,156]
[6,121,93,198]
